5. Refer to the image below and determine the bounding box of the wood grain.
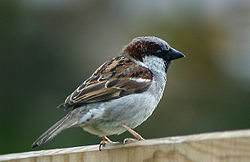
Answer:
[1,129,250,162]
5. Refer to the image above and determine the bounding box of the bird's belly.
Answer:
[81,92,160,136]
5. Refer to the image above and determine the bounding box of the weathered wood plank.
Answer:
[1,129,250,162]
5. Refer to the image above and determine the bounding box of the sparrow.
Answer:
[32,36,184,150]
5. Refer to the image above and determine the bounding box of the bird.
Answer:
[32,36,184,150]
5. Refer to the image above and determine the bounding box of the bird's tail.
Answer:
[32,112,77,148]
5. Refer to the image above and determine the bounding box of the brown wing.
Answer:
[58,55,153,110]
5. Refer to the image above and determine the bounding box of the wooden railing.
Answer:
[1,129,250,162]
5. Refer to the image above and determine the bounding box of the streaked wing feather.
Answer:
[59,55,153,110]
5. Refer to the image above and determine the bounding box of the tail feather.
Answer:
[32,113,76,148]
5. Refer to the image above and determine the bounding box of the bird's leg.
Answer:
[122,124,145,144]
[99,136,119,151]
[122,125,144,140]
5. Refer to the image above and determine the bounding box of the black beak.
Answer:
[166,48,185,60]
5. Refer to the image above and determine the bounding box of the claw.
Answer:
[99,140,105,151]
[123,138,139,145]
[99,136,119,151]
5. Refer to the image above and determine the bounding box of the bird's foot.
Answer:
[122,138,142,144]
[99,136,119,151]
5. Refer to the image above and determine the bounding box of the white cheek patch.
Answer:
[129,78,151,83]
[143,55,166,73]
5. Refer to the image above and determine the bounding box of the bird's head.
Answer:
[123,36,184,69]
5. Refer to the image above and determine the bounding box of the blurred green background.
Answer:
[1,0,250,154]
